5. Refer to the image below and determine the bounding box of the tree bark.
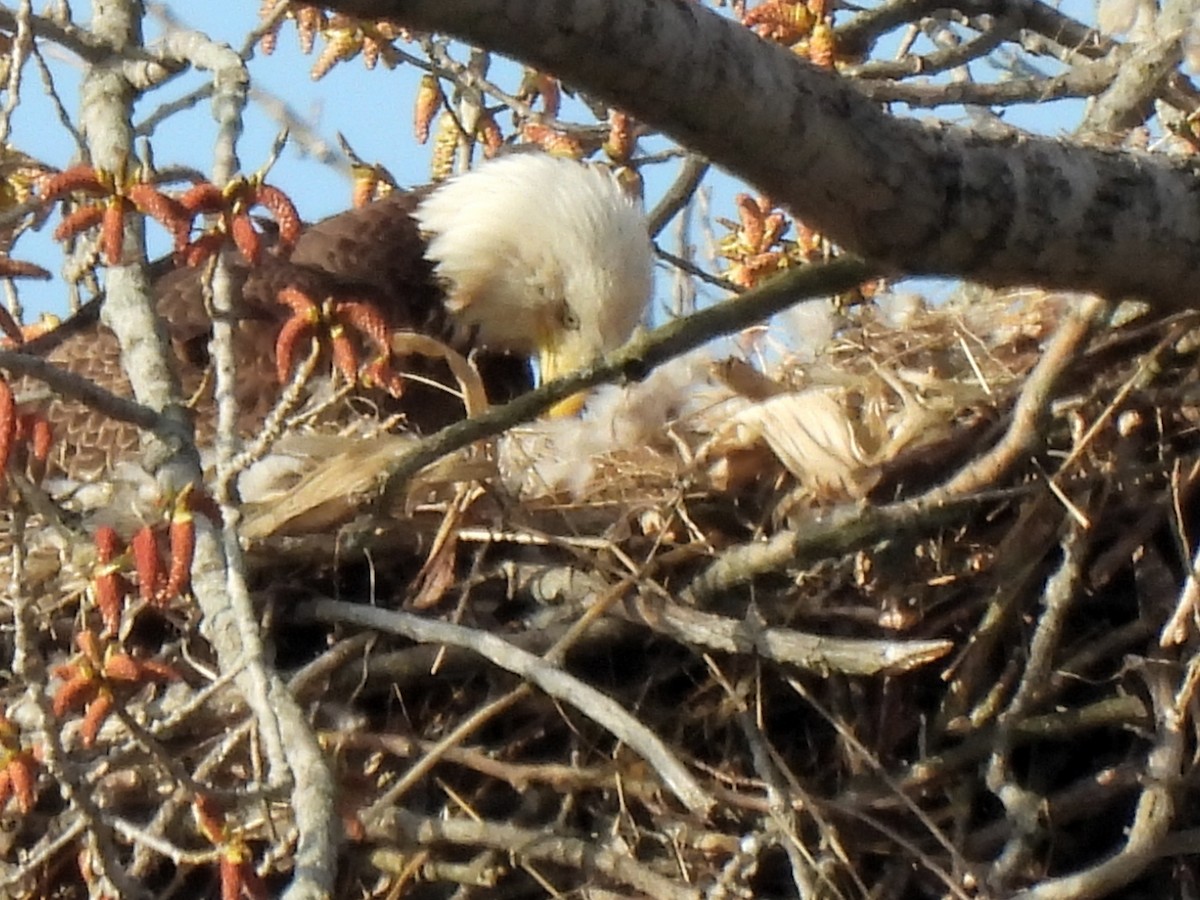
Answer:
[324,0,1200,308]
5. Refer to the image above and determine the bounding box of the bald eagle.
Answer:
[18,154,653,480]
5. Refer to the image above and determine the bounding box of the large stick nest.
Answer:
[2,287,1199,899]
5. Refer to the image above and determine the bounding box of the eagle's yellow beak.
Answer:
[547,391,587,418]
[538,340,589,418]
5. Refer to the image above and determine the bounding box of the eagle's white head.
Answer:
[414,153,653,415]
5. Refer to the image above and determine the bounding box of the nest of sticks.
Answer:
[3,285,1200,899]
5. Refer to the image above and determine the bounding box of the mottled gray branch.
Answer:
[74,5,181,891]
[81,1,194,476]
[172,24,339,900]
[323,0,1200,308]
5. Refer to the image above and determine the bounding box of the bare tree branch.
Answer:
[1080,0,1198,135]
[323,0,1200,307]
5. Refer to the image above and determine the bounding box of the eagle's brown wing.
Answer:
[17,190,532,481]
[25,265,282,481]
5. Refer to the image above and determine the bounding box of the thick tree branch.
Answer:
[324,0,1200,308]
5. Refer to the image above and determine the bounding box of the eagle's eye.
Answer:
[561,306,580,331]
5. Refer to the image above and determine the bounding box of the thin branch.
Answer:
[616,592,952,675]
[655,242,741,293]
[0,347,177,436]
[647,154,708,238]
[303,597,716,816]
[686,484,1027,602]
[836,0,949,59]
[928,294,1109,500]
[855,54,1120,106]
[849,16,1015,80]
[377,256,876,505]
[1015,660,1184,898]
[0,4,127,63]
[185,23,339,899]
[368,809,702,900]
[0,0,35,145]
[985,523,1088,890]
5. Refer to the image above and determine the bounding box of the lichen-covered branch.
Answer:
[322,0,1200,307]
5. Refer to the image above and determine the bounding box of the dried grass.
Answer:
[4,287,1200,898]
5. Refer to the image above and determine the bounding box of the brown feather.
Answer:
[17,190,532,480]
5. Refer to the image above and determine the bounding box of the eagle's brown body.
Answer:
[13,154,653,482]
[19,189,532,480]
